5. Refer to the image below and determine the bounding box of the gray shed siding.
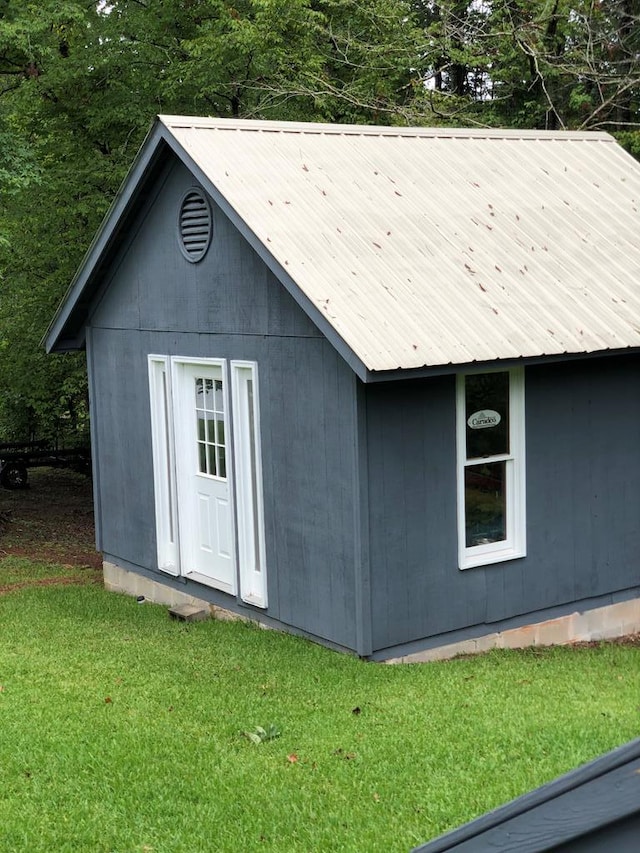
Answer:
[367,357,640,653]
[79,150,640,658]
[87,158,360,650]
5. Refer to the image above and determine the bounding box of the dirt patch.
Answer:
[0,573,102,595]
[0,467,102,569]
[569,633,640,649]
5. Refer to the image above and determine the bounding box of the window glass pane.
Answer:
[198,441,207,474]
[195,377,204,406]
[214,379,224,413]
[465,462,506,547]
[218,446,226,479]
[204,379,214,411]
[216,416,225,448]
[465,372,509,459]
[247,379,261,572]
[207,444,217,477]
[206,416,215,443]
[197,413,206,442]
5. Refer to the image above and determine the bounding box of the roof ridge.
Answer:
[158,115,612,142]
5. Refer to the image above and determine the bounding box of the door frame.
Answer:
[148,354,268,607]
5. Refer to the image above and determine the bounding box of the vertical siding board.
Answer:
[266,337,357,648]
[354,379,372,657]
[524,365,579,613]
[90,328,156,570]
[91,159,322,340]
[323,342,360,647]
[91,324,358,648]
[85,326,103,553]
[368,377,461,650]
[525,358,640,617]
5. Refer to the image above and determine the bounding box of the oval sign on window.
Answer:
[468,409,501,430]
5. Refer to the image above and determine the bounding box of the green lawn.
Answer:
[0,558,639,852]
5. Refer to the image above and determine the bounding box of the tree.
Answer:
[0,0,425,442]
[413,1,640,133]
[1,1,640,443]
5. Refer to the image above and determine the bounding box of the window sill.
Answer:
[459,546,526,571]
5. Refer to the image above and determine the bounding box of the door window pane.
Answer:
[214,379,224,412]
[194,375,226,479]
[464,461,506,547]
[207,444,217,477]
[465,372,509,459]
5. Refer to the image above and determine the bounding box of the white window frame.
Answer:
[231,360,268,608]
[148,355,179,575]
[456,367,526,570]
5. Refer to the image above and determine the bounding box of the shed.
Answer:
[46,116,640,660]
[412,737,640,852]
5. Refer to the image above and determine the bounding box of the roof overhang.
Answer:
[46,115,640,383]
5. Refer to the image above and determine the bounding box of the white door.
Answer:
[173,360,236,593]
[149,356,267,605]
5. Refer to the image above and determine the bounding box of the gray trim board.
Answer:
[353,378,372,657]
[412,738,640,852]
[85,326,102,552]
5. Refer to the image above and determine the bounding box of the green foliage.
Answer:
[616,129,640,158]
[413,1,640,132]
[0,0,425,441]
[0,1,639,441]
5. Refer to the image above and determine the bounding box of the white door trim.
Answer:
[148,355,179,575]
[231,360,268,608]
[148,354,268,605]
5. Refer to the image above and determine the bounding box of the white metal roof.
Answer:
[163,117,640,372]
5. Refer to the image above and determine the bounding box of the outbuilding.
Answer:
[46,116,640,660]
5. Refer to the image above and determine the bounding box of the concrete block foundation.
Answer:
[104,561,640,663]
[103,561,245,622]
[386,597,640,663]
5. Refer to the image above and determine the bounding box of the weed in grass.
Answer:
[243,724,282,744]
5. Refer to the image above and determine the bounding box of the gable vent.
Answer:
[178,189,212,262]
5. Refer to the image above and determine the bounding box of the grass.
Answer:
[1,470,640,851]
[1,571,639,852]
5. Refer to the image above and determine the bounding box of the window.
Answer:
[231,361,268,608]
[194,376,226,478]
[456,368,525,569]
[148,356,179,575]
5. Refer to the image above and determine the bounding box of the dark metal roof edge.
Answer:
[364,346,640,382]
[44,119,171,353]
[412,737,640,852]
